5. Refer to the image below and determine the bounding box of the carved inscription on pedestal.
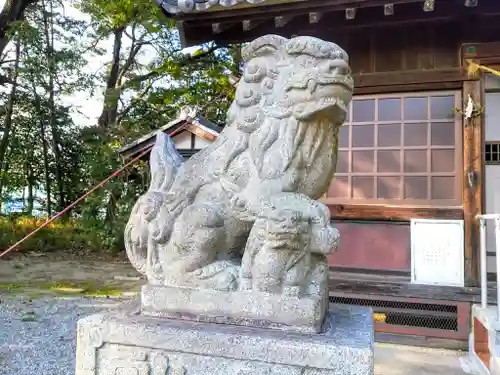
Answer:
[96,344,310,375]
[151,353,169,375]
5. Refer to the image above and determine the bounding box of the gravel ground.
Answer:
[0,293,469,375]
[0,295,125,375]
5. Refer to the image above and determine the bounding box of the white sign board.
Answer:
[411,219,464,287]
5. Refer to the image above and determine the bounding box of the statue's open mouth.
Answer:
[287,75,353,94]
[292,79,353,121]
[285,72,353,121]
[317,75,353,90]
[317,92,349,111]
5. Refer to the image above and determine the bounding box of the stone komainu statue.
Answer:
[124,34,353,298]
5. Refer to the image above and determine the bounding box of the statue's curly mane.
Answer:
[225,37,339,184]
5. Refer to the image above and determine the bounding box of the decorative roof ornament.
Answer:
[155,0,269,15]
[178,106,198,120]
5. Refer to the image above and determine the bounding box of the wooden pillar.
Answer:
[463,78,484,287]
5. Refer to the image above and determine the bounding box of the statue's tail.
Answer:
[149,131,184,193]
[124,132,184,277]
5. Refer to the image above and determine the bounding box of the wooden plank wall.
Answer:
[344,22,461,75]
[327,20,465,93]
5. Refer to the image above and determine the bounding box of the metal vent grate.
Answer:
[485,142,500,165]
[330,296,458,331]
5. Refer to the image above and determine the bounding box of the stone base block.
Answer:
[141,284,328,334]
[75,301,374,375]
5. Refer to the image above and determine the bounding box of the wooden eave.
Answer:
[156,0,498,46]
[117,114,222,162]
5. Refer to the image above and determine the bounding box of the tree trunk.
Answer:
[104,186,122,223]
[40,119,51,217]
[0,159,9,213]
[0,37,20,201]
[26,164,34,215]
[30,83,51,217]
[0,0,36,73]
[97,27,124,128]
[42,0,64,212]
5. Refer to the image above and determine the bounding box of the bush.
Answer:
[0,215,123,254]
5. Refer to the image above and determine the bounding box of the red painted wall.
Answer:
[328,221,411,272]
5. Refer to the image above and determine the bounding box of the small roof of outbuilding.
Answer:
[117,107,222,161]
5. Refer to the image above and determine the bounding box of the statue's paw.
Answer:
[191,261,240,292]
[230,195,247,212]
[215,271,238,292]
[327,227,340,251]
[283,285,301,297]
[239,277,252,291]
[230,195,258,221]
[198,271,237,292]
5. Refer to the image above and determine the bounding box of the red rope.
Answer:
[0,127,184,259]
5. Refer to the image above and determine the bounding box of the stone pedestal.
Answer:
[141,284,328,334]
[75,300,374,375]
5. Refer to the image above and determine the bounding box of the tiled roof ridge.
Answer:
[154,0,270,15]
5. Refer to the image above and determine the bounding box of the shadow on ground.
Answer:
[0,252,143,298]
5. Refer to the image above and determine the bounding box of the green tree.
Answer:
[74,0,238,227]
[0,0,243,254]
[0,0,89,215]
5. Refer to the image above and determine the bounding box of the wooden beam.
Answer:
[185,123,217,142]
[176,20,188,48]
[305,3,478,33]
[464,0,478,7]
[375,332,467,350]
[423,0,434,12]
[471,57,500,67]
[374,322,466,340]
[345,8,356,20]
[463,41,500,60]
[185,0,476,45]
[242,19,262,31]
[353,67,468,88]
[309,12,323,24]
[179,0,491,47]
[211,22,232,34]
[275,15,294,28]
[384,3,394,16]
[463,79,484,287]
[354,81,463,95]
[326,203,463,221]
[328,271,500,305]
